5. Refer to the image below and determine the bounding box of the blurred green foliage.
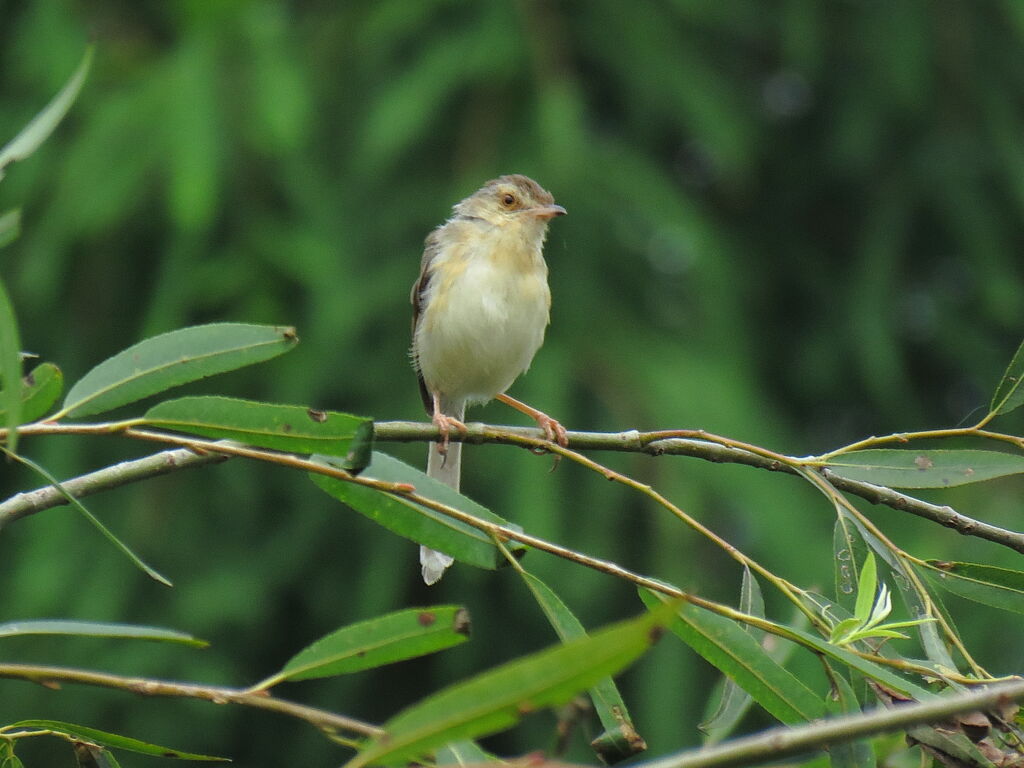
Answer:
[2,1,1023,765]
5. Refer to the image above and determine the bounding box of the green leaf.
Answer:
[6,720,226,761]
[840,511,957,670]
[833,513,869,612]
[61,323,298,418]
[853,553,878,621]
[989,337,1024,416]
[6,452,171,587]
[700,566,768,744]
[344,605,673,768]
[824,449,1024,488]
[434,741,494,766]
[0,362,63,424]
[920,561,1024,615]
[310,451,525,572]
[519,571,646,763]
[0,209,20,248]
[829,617,866,643]
[255,606,470,688]
[825,670,876,768]
[0,277,23,452]
[0,47,93,178]
[786,625,935,701]
[73,742,119,768]
[1,750,25,767]
[639,589,825,725]
[906,723,997,768]
[0,740,24,768]
[144,396,372,468]
[0,619,205,647]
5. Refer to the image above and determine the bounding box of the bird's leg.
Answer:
[432,391,468,456]
[495,393,568,447]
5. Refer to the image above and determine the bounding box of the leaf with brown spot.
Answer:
[825,449,1024,489]
[253,605,471,688]
[145,395,372,470]
[920,561,1024,615]
[344,604,674,768]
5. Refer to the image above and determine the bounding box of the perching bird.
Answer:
[410,174,568,584]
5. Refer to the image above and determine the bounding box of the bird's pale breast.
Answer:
[414,230,551,405]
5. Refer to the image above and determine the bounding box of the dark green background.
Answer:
[2,2,1023,766]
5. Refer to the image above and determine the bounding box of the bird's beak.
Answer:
[529,204,567,220]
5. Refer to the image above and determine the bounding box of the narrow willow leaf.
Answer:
[6,720,225,761]
[829,617,865,643]
[145,396,372,468]
[0,47,93,176]
[0,209,20,248]
[0,741,24,768]
[434,740,493,766]
[519,571,646,763]
[920,561,1024,615]
[256,606,471,688]
[0,277,22,452]
[344,605,672,768]
[0,745,15,768]
[61,323,298,419]
[854,554,878,621]
[826,670,876,768]
[738,566,765,638]
[907,723,997,768]
[700,567,767,743]
[639,590,824,725]
[0,362,63,424]
[989,337,1024,416]
[0,620,205,647]
[73,742,118,768]
[833,513,869,612]
[787,625,935,701]
[7,452,171,586]
[824,449,1024,489]
[311,451,524,572]
[840,510,957,670]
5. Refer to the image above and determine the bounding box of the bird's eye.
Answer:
[501,193,516,207]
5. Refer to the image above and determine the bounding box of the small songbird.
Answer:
[411,174,568,584]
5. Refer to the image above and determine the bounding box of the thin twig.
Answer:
[0,663,381,739]
[0,448,226,531]
[5,421,1022,553]
[635,678,1024,768]
[371,421,1024,554]
[0,422,984,685]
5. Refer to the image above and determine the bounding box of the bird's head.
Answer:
[454,174,566,230]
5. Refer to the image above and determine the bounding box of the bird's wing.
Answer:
[411,228,443,415]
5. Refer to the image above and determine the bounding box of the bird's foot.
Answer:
[534,412,568,448]
[533,413,567,472]
[432,411,468,456]
[494,393,568,470]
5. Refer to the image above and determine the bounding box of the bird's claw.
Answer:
[531,413,567,472]
[432,412,468,456]
[536,414,568,448]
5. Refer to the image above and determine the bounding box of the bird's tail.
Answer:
[420,397,464,585]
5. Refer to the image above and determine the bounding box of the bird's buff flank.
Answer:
[410,174,568,584]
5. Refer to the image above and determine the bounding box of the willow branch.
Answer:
[0,424,982,684]
[5,420,1022,555]
[0,448,226,531]
[636,678,1024,768]
[372,421,1024,554]
[0,663,381,739]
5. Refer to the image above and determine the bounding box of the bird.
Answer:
[410,174,568,584]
